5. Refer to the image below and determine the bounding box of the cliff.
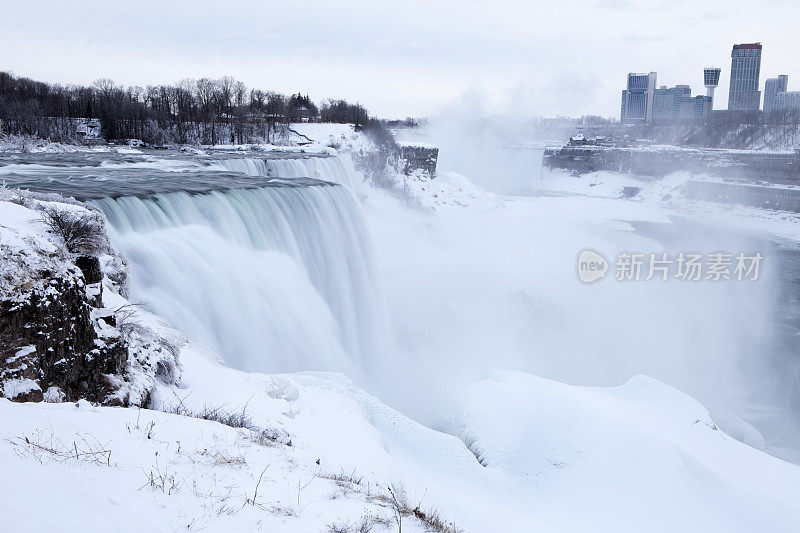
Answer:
[0,190,181,405]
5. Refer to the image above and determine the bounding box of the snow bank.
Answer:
[457,371,800,532]
[535,168,800,243]
[377,168,496,210]
[6,351,799,532]
[0,398,432,532]
[289,123,377,154]
[0,134,110,154]
[204,142,335,155]
[397,140,438,150]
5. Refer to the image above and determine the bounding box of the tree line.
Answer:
[0,71,376,145]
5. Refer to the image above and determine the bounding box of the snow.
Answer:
[2,378,41,398]
[180,146,207,155]
[0,198,56,252]
[397,140,437,150]
[0,398,424,532]
[533,169,650,199]
[457,371,800,532]
[15,346,36,358]
[380,169,496,210]
[0,134,110,154]
[0,197,71,304]
[534,168,800,243]
[0,190,180,406]
[3,145,800,532]
[289,123,378,153]
[114,147,144,155]
[0,341,484,531]
[4,357,800,531]
[204,142,335,155]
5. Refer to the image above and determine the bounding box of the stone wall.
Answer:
[543,147,800,185]
[685,180,800,213]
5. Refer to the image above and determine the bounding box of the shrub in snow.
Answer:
[38,204,108,255]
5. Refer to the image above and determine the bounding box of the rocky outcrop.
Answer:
[0,256,126,403]
[398,143,439,177]
[0,193,180,405]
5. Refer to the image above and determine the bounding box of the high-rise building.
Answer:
[703,67,721,107]
[774,91,800,116]
[693,95,713,118]
[728,43,762,111]
[762,75,800,119]
[651,86,674,121]
[651,85,710,122]
[764,75,789,116]
[620,72,657,123]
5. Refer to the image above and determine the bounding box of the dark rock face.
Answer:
[76,255,103,284]
[398,145,439,177]
[0,259,126,404]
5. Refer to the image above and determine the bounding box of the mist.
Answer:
[366,106,796,459]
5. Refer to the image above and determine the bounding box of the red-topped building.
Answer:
[728,43,762,111]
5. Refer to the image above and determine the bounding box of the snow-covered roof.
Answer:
[397,140,437,149]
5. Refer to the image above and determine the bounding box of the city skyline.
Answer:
[619,40,800,122]
[0,0,798,119]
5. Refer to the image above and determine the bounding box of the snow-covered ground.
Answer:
[3,133,800,532]
[533,169,800,243]
[0,135,122,154]
[4,351,799,532]
[289,123,378,154]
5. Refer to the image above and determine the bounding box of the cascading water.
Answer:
[95,177,381,375]
[212,153,364,192]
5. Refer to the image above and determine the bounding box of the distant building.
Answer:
[764,75,788,116]
[568,133,588,145]
[692,95,713,118]
[703,67,721,108]
[761,75,800,119]
[728,43,762,111]
[651,85,710,122]
[764,74,796,118]
[652,85,688,121]
[620,72,657,123]
[651,87,672,121]
[771,77,800,119]
[775,91,800,113]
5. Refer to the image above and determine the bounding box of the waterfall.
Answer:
[211,153,364,192]
[94,181,380,374]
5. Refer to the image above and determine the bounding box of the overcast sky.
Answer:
[1,0,797,119]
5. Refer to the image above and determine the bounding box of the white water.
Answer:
[212,153,364,191]
[96,177,380,375]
